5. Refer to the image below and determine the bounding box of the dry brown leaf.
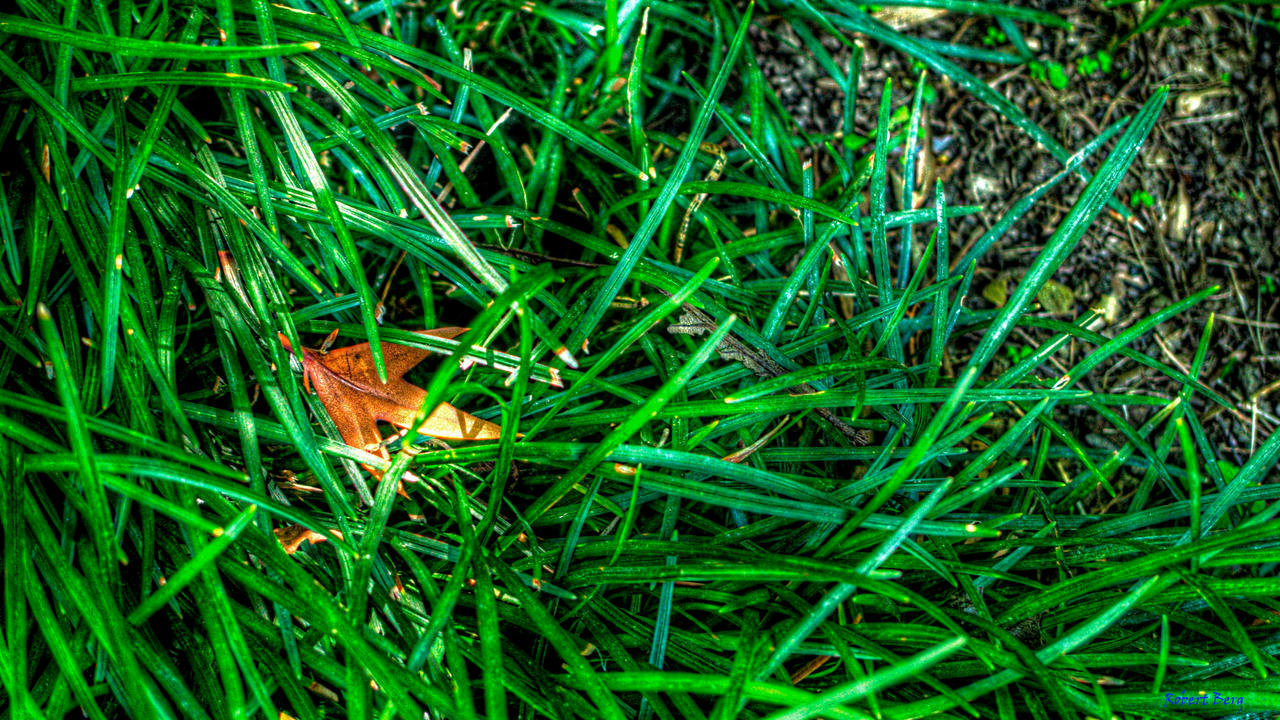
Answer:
[280,329,503,467]
[273,524,342,554]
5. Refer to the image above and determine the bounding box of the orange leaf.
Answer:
[280,329,502,465]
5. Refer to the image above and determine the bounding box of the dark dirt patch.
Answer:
[754,5,1280,469]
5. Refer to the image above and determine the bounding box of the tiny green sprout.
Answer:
[1233,189,1246,202]
[1097,50,1113,73]
[1077,51,1113,78]
[1005,345,1034,363]
[1130,190,1155,207]
[1047,62,1068,90]
[1220,72,1231,85]
[983,27,1007,47]
[1028,61,1068,90]
[1262,276,1276,295]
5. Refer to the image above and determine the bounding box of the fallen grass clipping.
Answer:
[2,1,1279,719]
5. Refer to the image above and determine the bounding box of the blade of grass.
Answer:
[855,87,1167,531]
[563,3,753,356]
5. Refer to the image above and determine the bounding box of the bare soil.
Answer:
[755,4,1280,468]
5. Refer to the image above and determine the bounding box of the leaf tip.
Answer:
[554,345,579,369]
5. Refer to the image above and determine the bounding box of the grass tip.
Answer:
[554,345,578,368]
[36,302,52,320]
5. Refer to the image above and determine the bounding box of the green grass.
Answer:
[1103,0,1280,48]
[2,1,1279,718]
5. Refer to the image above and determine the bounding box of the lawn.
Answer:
[2,0,1279,718]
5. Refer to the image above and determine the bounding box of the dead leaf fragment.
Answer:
[872,6,946,29]
[280,329,503,468]
[307,682,341,703]
[982,274,1010,307]
[274,524,342,554]
[666,302,868,445]
[1091,294,1121,325]
[1037,280,1076,315]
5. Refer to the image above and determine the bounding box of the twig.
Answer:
[666,302,870,445]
